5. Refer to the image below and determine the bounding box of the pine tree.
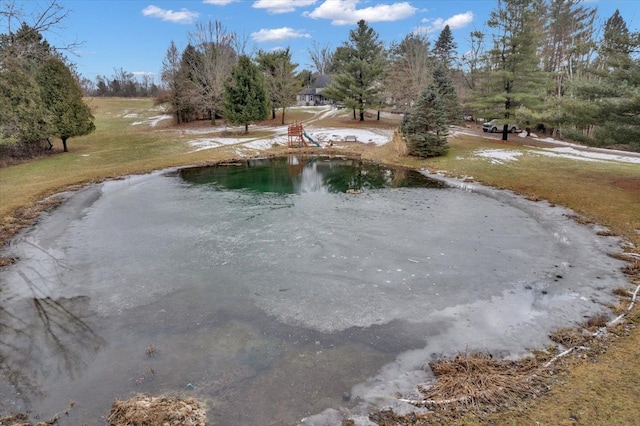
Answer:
[177,44,204,122]
[433,25,457,69]
[541,0,597,96]
[573,10,640,147]
[37,57,95,152]
[323,20,386,121]
[401,85,448,158]
[223,55,270,133]
[160,41,186,124]
[473,0,548,140]
[433,65,462,124]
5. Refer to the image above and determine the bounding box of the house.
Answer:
[296,74,334,106]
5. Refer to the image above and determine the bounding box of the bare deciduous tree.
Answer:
[307,41,333,75]
[385,30,433,112]
[187,20,238,124]
[257,48,299,124]
[0,0,80,65]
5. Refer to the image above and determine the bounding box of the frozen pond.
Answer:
[0,156,626,424]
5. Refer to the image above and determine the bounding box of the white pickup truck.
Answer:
[482,119,518,133]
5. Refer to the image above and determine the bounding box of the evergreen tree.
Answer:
[177,44,204,122]
[0,64,49,145]
[541,0,597,96]
[601,9,632,59]
[223,55,270,133]
[433,65,462,124]
[433,25,457,69]
[473,0,548,140]
[0,24,53,148]
[37,57,95,152]
[160,41,186,124]
[0,23,53,70]
[569,10,640,147]
[401,85,449,158]
[323,20,386,121]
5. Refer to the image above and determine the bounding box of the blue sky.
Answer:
[17,0,640,83]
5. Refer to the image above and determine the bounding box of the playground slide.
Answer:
[302,131,320,147]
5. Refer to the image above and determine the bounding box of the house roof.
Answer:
[298,74,332,95]
[312,74,331,89]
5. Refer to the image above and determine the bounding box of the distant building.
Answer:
[296,74,334,106]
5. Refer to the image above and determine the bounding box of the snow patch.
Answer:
[475,149,522,164]
[531,147,640,164]
[243,138,285,150]
[131,114,172,127]
[304,127,394,146]
[187,139,222,152]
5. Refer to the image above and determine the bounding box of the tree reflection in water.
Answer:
[179,156,446,194]
[0,266,105,409]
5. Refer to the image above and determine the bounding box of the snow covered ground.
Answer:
[127,108,640,164]
[451,126,640,165]
[181,123,394,155]
[114,105,395,155]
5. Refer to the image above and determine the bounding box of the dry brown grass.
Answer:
[418,352,549,412]
[0,408,65,425]
[0,195,64,263]
[107,395,206,426]
[390,129,409,157]
[550,327,591,347]
[622,260,640,276]
[613,286,632,297]
[3,100,640,424]
[0,413,33,426]
[583,313,610,330]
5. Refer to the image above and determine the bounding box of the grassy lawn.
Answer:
[1,98,640,423]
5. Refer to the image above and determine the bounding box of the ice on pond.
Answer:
[0,156,626,424]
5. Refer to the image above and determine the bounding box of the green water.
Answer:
[179,156,446,194]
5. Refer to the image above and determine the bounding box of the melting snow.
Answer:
[244,139,284,150]
[531,147,640,164]
[475,149,522,164]
[187,139,222,152]
[185,126,393,153]
[131,114,173,127]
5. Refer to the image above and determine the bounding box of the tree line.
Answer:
[2,0,638,158]
[157,0,638,156]
[92,69,160,98]
[469,0,640,148]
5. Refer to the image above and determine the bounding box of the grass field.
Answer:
[1,97,640,424]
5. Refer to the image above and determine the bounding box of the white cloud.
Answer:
[305,0,417,25]
[423,11,474,33]
[141,5,199,24]
[251,27,312,42]
[253,0,318,14]
[132,71,156,77]
[203,0,239,5]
